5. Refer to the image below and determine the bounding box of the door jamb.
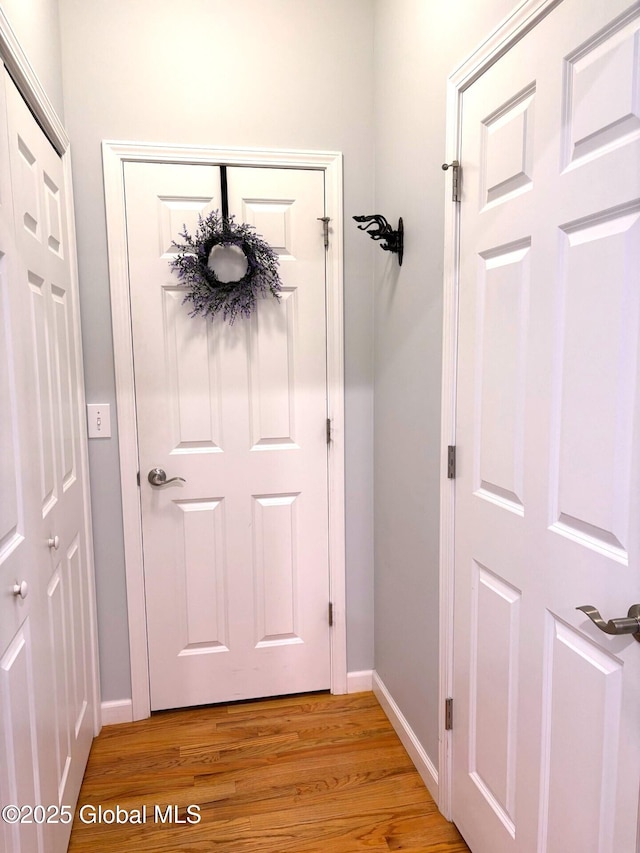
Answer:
[438,0,563,819]
[102,142,346,720]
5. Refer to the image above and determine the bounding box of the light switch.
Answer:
[87,403,111,438]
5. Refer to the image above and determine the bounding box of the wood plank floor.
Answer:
[68,691,470,852]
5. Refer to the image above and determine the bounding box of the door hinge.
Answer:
[445,697,453,730]
[442,160,460,203]
[447,445,456,479]
[137,470,140,487]
[326,417,332,444]
[317,216,330,249]
[328,602,334,627]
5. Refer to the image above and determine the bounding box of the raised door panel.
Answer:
[563,15,640,169]
[539,618,623,852]
[0,259,20,562]
[475,241,530,512]
[51,281,77,492]
[27,269,58,518]
[252,493,301,646]
[550,208,639,561]
[248,289,299,451]
[468,563,520,837]
[46,566,73,803]
[162,289,224,455]
[0,622,45,853]
[173,498,228,653]
[481,85,535,208]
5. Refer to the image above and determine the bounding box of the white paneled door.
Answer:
[0,69,96,853]
[452,1,640,851]
[124,162,331,710]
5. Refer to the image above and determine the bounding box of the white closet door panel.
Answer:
[0,59,38,665]
[1,68,96,853]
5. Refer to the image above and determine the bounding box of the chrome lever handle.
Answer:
[576,604,640,643]
[147,467,186,487]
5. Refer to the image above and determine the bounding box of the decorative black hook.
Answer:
[353,214,403,266]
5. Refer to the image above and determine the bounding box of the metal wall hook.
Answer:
[353,214,403,265]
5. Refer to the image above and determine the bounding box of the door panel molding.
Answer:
[102,141,346,720]
[439,0,567,821]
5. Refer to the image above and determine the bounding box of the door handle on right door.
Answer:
[148,468,186,487]
[576,604,640,643]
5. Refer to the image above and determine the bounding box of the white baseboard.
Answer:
[100,675,371,726]
[373,671,439,803]
[101,699,134,726]
[100,677,374,724]
[346,669,373,693]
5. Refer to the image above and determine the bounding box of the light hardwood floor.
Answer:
[68,691,470,852]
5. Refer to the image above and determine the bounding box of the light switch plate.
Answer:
[87,403,111,438]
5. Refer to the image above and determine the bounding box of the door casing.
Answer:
[438,0,563,819]
[103,141,346,721]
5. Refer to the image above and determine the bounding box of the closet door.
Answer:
[0,64,48,853]
[0,68,96,853]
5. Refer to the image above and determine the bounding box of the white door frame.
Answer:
[438,0,564,820]
[102,141,346,721]
[0,6,67,156]
[0,7,101,734]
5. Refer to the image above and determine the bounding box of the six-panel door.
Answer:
[124,161,331,710]
[453,1,640,851]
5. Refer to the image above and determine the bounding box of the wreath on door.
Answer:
[170,211,282,324]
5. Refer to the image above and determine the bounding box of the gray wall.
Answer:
[1,0,64,117]
[57,0,376,701]
[372,0,521,770]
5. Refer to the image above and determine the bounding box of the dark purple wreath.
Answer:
[170,211,282,324]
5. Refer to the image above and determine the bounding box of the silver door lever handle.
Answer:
[576,604,640,643]
[148,467,186,487]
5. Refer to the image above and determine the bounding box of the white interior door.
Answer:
[452,1,640,850]
[0,65,44,853]
[124,161,331,710]
[0,69,95,853]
